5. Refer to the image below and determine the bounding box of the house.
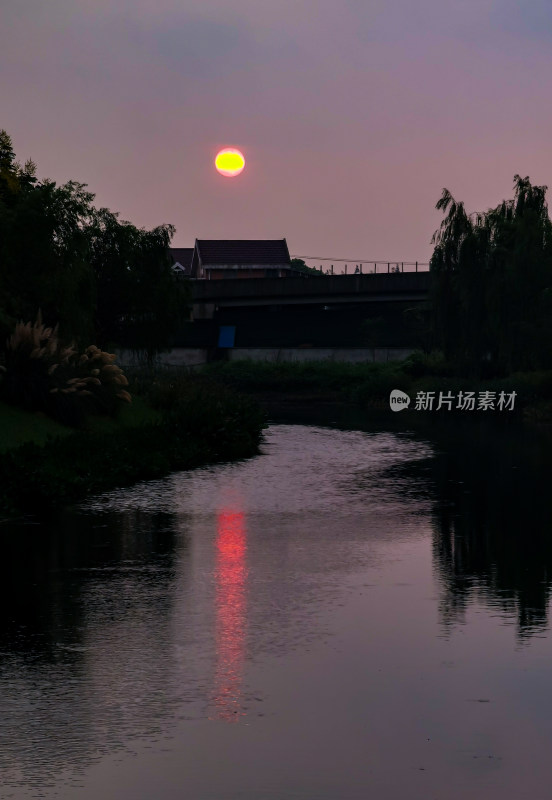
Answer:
[169,247,194,277]
[187,239,303,279]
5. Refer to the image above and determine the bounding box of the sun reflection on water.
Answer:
[210,509,248,721]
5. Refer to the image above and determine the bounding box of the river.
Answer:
[1,411,552,799]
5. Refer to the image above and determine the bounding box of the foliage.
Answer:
[0,312,131,426]
[198,357,552,418]
[88,207,191,357]
[430,175,552,374]
[0,144,96,345]
[202,358,414,407]
[0,129,37,209]
[402,349,455,378]
[0,373,267,518]
[200,358,408,397]
[130,368,268,455]
[0,399,72,453]
[0,129,189,355]
[0,424,199,518]
[348,367,407,405]
[290,258,323,276]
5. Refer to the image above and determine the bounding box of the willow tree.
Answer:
[430,175,552,374]
[484,175,552,371]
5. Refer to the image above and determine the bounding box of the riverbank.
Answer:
[198,358,552,422]
[0,374,267,520]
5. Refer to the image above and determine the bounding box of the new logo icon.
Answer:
[389,389,411,412]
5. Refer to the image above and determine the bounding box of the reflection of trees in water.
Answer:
[0,509,178,656]
[393,421,552,640]
[0,510,184,789]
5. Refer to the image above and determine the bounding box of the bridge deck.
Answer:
[192,272,431,307]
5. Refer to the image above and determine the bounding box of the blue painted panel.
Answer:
[218,325,236,348]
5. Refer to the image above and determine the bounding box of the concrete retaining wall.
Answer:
[117,347,415,366]
[227,347,415,363]
[116,348,209,367]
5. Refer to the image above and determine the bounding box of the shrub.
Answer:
[0,376,267,517]
[201,359,407,394]
[402,349,455,378]
[0,312,131,426]
[141,371,268,455]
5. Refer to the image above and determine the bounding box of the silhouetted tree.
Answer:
[290,258,323,276]
[430,176,552,374]
[89,207,190,359]
[0,129,190,356]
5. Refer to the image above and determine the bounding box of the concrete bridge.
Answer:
[117,269,434,368]
[130,271,433,366]
[191,271,431,319]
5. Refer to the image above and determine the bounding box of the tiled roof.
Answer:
[195,239,291,266]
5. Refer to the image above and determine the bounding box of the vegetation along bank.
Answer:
[199,354,552,423]
[0,321,266,520]
[0,129,266,519]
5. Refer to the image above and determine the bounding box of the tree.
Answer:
[89,208,190,359]
[0,130,37,206]
[429,176,552,374]
[290,258,323,276]
[484,175,552,371]
[0,176,96,344]
[0,129,190,358]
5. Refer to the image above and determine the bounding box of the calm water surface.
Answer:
[1,415,552,799]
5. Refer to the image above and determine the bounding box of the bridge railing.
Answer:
[297,261,430,275]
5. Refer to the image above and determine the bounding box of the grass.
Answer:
[197,356,552,420]
[0,373,267,518]
[82,395,163,434]
[0,400,73,453]
[0,395,163,452]
[199,359,407,396]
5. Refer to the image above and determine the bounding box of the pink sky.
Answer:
[2,0,551,266]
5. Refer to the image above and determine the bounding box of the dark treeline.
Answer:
[430,175,552,375]
[0,129,190,357]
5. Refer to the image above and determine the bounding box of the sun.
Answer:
[215,148,245,177]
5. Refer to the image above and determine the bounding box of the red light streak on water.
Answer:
[211,510,247,721]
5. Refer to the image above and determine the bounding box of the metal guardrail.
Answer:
[290,259,430,275]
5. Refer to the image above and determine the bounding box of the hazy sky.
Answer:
[2,0,550,265]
